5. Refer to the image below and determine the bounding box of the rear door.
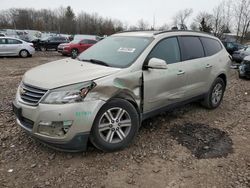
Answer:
[143,37,188,112]
[199,37,224,91]
[177,36,208,98]
[50,37,59,49]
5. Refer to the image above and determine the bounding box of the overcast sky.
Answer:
[1,0,223,27]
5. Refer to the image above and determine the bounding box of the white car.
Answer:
[0,37,35,58]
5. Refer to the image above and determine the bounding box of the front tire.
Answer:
[40,46,47,52]
[90,99,140,152]
[71,49,79,59]
[201,77,226,109]
[239,72,245,79]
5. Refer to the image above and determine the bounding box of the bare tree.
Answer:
[191,12,213,33]
[235,0,245,40]
[158,23,170,31]
[234,0,250,42]
[137,19,149,30]
[173,8,193,30]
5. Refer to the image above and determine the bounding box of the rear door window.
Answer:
[200,37,222,56]
[7,39,22,44]
[147,37,181,64]
[178,36,205,61]
[227,42,234,49]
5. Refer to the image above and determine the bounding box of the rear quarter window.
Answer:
[178,36,205,61]
[200,37,222,56]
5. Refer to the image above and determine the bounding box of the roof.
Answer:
[0,36,25,42]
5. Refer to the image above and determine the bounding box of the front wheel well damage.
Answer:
[110,93,141,122]
[218,73,227,86]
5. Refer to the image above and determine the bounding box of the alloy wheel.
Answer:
[211,83,223,106]
[98,107,132,144]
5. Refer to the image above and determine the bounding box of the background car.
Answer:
[232,46,250,63]
[0,37,35,58]
[222,41,246,55]
[58,39,97,57]
[0,33,6,37]
[36,36,69,51]
[239,56,250,79]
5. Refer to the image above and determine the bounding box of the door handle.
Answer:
[206,64,213,68]
[177,70,185,75]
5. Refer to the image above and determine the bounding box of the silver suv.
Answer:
[13,31,230,152]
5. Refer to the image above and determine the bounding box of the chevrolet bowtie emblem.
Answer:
[19,87,26,95]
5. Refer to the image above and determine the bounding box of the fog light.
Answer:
[38,121,73,137]
[39,121,52,126]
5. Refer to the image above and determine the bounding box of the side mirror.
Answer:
[144,58,168,70]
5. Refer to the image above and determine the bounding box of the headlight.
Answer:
[41,82,96,104]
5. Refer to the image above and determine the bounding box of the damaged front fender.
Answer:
[86,71,143,111]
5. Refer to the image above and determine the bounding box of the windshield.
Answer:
[70,39,81,44]
[41,36,50,41]
[245,47,250,52]
[78,36,153,68]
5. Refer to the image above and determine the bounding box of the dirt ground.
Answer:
[0,52,249,188]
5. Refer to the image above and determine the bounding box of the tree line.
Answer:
[0,6,124,36]
[0,0,250,42]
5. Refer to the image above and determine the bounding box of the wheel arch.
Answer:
[110,92,141,122]
[217,73,227,86]
[19,49,30,57]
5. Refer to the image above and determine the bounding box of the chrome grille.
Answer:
[20,83,48,105]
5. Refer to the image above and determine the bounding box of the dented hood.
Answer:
[23,58,121,89]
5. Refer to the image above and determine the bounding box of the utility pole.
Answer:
[152,13,156,30]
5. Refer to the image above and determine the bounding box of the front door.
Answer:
[143,37,187,113]
[0,38,7,55]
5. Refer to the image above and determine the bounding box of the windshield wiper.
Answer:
[81,58,109,67]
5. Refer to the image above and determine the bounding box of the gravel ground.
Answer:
[0,52,249,188]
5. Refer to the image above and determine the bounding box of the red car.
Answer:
[58,39,97,57]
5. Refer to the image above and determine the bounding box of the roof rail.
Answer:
[117,30,158,34]
[154,30,213,36]
[116,29,214,36]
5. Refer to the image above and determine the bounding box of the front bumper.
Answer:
[29,48,36,55]
[12,97,105,152]
[58,47,70,55]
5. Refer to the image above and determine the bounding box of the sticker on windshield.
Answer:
[118,47,136,53]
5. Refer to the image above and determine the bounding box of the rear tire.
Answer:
[90,99,140,152]
[19,50,29,58]
[201,77,226,109]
